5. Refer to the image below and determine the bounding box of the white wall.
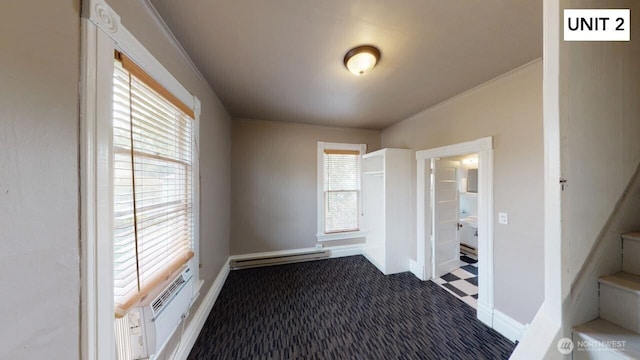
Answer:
[0,1,232,358]
[559,0,640,288]
[514,2,640,356]
[0,1,81,358]
[231,118,381,255]
[553,0,640,337]
[382,60,544,325]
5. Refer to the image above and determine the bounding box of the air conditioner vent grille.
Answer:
[152,275,186,314]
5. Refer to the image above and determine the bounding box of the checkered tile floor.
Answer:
[433,253,478,309]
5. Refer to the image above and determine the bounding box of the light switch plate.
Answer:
[498,212,509,224]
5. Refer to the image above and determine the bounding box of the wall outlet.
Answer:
[315,244,323,249]
[498,212,509,225]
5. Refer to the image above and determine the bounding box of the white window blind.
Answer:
[112,53,194,316]
[323,149,361,233]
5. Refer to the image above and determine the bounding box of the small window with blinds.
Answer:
[112,51,195,317]
[320,144,364,235]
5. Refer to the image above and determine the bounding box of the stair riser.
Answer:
[600,283,640,333]
[623,240,640,276]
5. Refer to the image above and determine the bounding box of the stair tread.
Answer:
[622,232,640,242]
[600,272,640,294]
[574,318,640,357]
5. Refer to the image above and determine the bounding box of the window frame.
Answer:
[316,141,367,241]
[112,54,196,316]
[81,1,201,358]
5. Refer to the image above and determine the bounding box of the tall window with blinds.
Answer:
[323,148,362,234]
[112,52,195,317]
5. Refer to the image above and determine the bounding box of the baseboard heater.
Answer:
[460,243,477,256]
[229,249,330,269]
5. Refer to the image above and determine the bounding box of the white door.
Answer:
[432,159,460,278]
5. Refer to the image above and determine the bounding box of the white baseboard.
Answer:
[493,309,528,343]
[476,301,527,343]
[173,261,230,360]
[229,244,364,262]
[477,300,493,327]
[409,259,425,280]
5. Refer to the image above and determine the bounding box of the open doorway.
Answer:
[415,136,494,326]
[430,154,479,309]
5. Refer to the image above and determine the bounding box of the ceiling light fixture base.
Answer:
[343,45,381,76]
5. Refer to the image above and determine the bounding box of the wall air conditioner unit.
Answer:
[127,266,194,360]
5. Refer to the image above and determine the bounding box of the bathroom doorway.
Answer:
[415,136,494,326]
[431,154,479,308]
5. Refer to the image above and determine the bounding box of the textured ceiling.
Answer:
[150,0,542,129]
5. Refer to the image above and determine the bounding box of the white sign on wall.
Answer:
[564,9,630,41]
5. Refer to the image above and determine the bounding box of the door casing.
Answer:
[415,136,494,327]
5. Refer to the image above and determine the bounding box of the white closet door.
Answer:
[432,159,460,278]
[362,173,385,269]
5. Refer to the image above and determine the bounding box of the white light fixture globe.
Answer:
[344,45,381,76]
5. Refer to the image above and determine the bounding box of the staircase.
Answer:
[573,233,640,359]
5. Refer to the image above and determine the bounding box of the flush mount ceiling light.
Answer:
[343,45,381,76]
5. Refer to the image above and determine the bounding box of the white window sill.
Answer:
[316,231,368,242]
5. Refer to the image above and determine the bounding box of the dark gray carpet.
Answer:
[188,255,515,359]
